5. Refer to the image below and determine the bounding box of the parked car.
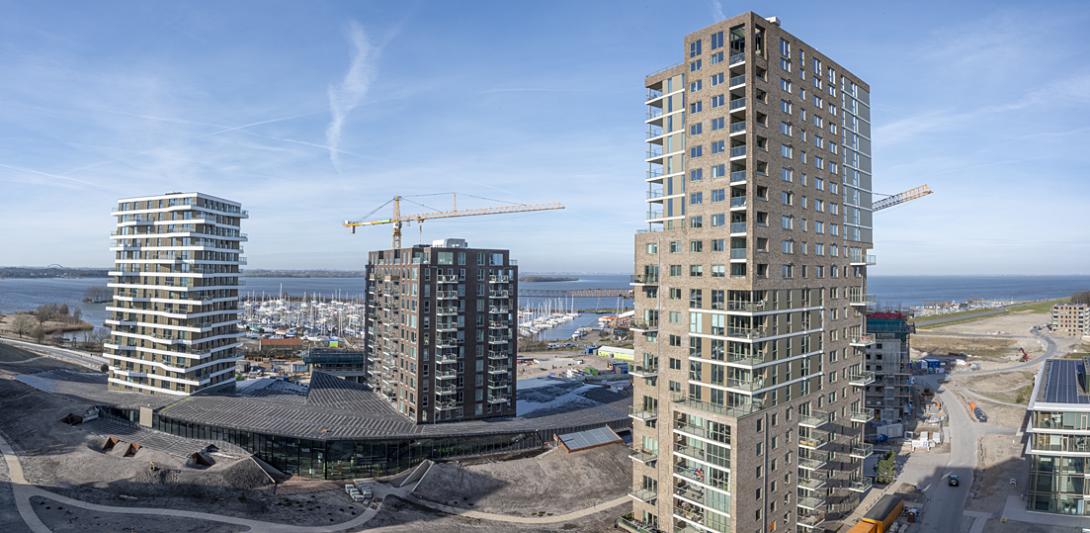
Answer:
[948,473,960,487]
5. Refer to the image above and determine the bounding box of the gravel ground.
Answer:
[30,496,246,533]
[413,443,630,516]
[968,434,1026,513]
[366,495,624,533]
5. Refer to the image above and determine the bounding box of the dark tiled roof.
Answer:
[155,371,630,441]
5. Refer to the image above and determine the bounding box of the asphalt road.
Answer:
[0,337,106,370]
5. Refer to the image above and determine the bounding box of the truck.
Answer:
[857,494,904,533]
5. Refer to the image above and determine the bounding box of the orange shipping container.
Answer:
[846,522,877,533]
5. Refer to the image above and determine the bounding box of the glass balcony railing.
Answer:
[729,145,747,158]
[730,197,746,208]
[646,147,664,159]
[647,88,664,100]
[729,98,746,110]
[629,406,659,421]
[730,222,747,234]
[647,107,663,119]
[672,392,764,419]
[730,121,746,133]
[730,170,746,183]
[729,248,746,260]
[729,52,744,64]
[799,410,832,428]
[849,371,876,386]
[729,74,745,87]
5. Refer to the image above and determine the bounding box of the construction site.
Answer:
[0,339,637,532]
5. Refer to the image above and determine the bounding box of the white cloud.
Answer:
[710,0,725,21]
[324,21,376,172]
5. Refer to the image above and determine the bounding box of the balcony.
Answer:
[797,495,826,511]
[488,335,511,344]
[797,512,827,529]
[617,515,657,533]
[848,478,873,493]
[729,52,744,65]
[726,325,767,340]
[673,465,729,492]
[850,334,876,347]
[629,406,659,422]
[730,196,746,210]
[646,189,667,201]
[798,456,828,471]
[798,432,830,450]
[726,349,769,366]
[630,364,659,378]
[849,293,874,307]
[672,392,764,419]
[729,74,745,88]
[674,443,730,469]
[850,253,877,266]
[487,395,510,405]
[646,146,665,162]
[436,290,458,300]
[437,274,459,284]
[629,488,657,504]
[631,320,659,333]
[728,98,746,111]
[729,222,747,235]
[726,376,766,392]
[488,364,508,375]
[631,274,659,285]
[489,321,508,329]
[729,120,746,136]
[629,449,659,465]
[488,306,510,314]
[729,145,747,159]
[435,385,456,396]
[730,170,746,183]
[849,371,876,387]
[435,323,458,333]
[435,355,458,365]
[851,409,874,423]
[729,248,746,261]
[489,290,510,299]
[433,398,459,412]
[436,337,460,349]
[434,370,457,380]
[799,410,832,429]
[646,87,664,101]
[850,443,875,459]
[487,350,509,360]
[798,476,826,491]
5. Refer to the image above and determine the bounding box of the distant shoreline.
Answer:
[520,275,579,283]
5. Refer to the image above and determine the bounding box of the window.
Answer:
[690,39,702,58]
[815,177,824,191]
[690,122,703,135]
[711,140,725,153]
[779,38,791,57]
[711,213,725,226]
[781,215,793,230]
[780,78,792,93]
[710,94,725,108]
[690,240,703,252]
[780,167,793,182]
[711,239,725,251]
[690,101,703,113]
[710,117,725,130]
[690,168,704,181]
[690,145,703,158]
[711,264,726,277]
[711,189,726,202]
[780,144,793,158]
[690,59,702,72]
[690,216,703,228]
[781,191,794,206]
[690,80,703,92]
[711,31,724,49]
[710,51,724,64]
[711,164,726,177]
[780,99,792,114]
[782,240,794,253]
[690,192,703,205]
[782,264,794,279]
[815,221,825,234]
[780,121,792,136]
[688,264,703,277]
[711,72,725,86]
[779,57,791,72]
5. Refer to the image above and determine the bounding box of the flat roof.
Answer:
[557,426,622,452]
[1034,358,1090,407]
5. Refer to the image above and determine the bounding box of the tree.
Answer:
[12,314,36,338]
[31,325,45,343]
[72,307,82,324]
[100,363,109,373]
[875,450,896,484]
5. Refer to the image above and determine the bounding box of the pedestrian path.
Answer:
[1001,494,1090,528]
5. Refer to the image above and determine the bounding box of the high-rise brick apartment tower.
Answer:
[626,12,875,533]
[105,192,246,396]
[364,239,517,423]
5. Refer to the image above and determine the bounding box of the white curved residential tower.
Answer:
[104,192,246,396]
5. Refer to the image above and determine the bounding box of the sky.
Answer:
[0,0,1088,275]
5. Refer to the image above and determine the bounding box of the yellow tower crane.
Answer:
[344,193,565,248]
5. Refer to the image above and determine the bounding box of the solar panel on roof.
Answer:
[557,426,621,452]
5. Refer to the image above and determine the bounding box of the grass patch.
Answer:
[912,297,1068,330]
[1006,298,1069,314]
[1014,384,1034,404]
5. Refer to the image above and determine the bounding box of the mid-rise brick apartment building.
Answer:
[864,312,914,425]
[1051,303,1089,337]
[625,12,874,533]
[364,238,517,423]
[105,192,245,396]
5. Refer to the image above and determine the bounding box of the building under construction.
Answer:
[364,238,518,423]
[864,312,915,424]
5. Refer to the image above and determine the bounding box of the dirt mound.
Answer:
[221,457,278,490]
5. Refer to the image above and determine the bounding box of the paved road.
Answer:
[0,337,106,370]
[901,374,1013,533]
[915,309,1007,329]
